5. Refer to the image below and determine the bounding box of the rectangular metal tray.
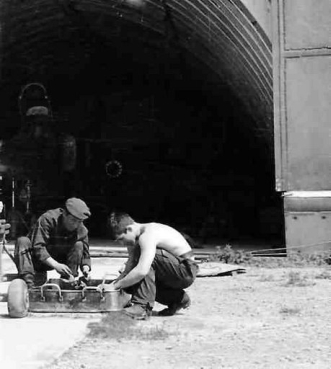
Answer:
[28,278,130,313]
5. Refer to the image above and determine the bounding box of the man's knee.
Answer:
[14,237,33,273]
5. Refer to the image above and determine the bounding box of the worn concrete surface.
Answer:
[0,313,90,369]
[0,239,250,369]
[0,251,126,369]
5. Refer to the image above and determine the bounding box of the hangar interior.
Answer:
[0,0,284,247]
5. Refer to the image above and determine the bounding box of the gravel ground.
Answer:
[45,266,331,369]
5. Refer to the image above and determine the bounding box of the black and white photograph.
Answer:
[0,1,330,368]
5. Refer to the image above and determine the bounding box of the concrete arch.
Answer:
[0,0,280,242]
[0,0,273,140]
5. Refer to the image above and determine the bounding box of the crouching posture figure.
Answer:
[15,197,92,288]
[109,212,199,320]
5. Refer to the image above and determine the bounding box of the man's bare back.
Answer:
[139,222,192,258]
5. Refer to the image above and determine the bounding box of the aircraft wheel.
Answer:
[7,279,29,318]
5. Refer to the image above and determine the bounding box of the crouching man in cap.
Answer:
[14,197,91,288]
[108,212,199,320]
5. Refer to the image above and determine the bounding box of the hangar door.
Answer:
[273,0,331,252]
[273,0,331,191]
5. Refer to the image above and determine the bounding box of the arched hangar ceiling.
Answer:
[0,0,273,146]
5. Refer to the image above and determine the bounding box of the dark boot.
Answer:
[158,292,191,316]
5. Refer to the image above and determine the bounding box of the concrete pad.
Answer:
[0,254,128,369]
[0,241,241,368]
[0,307,90,369]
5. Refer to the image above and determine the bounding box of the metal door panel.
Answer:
[284,211,331,253]
[284,0,331,50]
[272,0,331,191]
[286,56,331,189]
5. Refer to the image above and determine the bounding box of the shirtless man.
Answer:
[108,212,199,320]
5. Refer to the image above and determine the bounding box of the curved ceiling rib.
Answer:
[0,0,273,145]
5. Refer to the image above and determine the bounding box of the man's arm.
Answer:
[29,217,53,261]
[30,217,72,276]
[113,233,157,289]
[77,227,91,276]
[115,245,140,282]
[43,256,72,276]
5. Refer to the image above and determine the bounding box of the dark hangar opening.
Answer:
[0,0,284,247]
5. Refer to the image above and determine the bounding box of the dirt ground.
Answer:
[45,265,331,369]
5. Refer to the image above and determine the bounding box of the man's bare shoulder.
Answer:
[138,223,161,240]
[141,222,180,236]
[139,222,191,253]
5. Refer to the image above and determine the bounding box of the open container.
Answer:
[7,277,130,317]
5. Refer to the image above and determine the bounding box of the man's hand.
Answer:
[54,263,73,277]
[0,219,10,236]
[82,265,91,280]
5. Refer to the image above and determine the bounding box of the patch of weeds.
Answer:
[206,245,331,268]
[284,271,315,287]
[279,306,301,315]
[252,251,331,268]
[314,269,331,280]
[87,312,171,341]
[208,245,253,264]
[249,257,286,268]
[286,250,331,267]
